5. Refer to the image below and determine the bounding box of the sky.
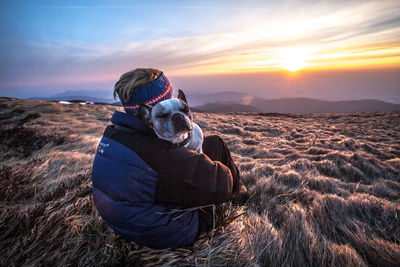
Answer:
[1,0,399,102]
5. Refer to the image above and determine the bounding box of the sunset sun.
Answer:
[282,57,307,72]
[280,47,310,72]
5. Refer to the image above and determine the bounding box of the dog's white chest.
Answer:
[185,122,204,153]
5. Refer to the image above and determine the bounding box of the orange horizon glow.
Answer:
[166,42,400,76]
[166,60,400,77]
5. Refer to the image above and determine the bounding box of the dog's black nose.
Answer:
[171,113,191,131]
[171,113,185,122]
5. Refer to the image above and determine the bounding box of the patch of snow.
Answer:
[59,101,72,105]
[79,101,94,105]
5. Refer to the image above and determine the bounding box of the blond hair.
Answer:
[113,68,162,102]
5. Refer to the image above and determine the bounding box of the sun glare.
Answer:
[280,47,311,72]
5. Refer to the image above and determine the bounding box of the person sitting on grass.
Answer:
[91,68,247,248]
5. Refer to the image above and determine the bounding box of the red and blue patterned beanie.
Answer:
[118,72,173,115]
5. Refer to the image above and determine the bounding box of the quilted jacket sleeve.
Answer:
[154,146,234,207]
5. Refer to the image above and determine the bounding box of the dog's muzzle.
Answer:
[171,113,192,132]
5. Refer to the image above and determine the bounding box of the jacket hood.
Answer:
[111,111,155,136]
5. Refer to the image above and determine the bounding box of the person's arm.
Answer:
[154,146,234,207]
[103,126,233,207]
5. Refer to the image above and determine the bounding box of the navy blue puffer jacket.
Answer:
[92,111,233,248]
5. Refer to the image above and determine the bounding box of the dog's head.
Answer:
[139,89,193,144]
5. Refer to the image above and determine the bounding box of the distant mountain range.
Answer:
[185,91,259,107]
[193,103,261,113]
[52,90,113,99]
[194,98,400,114]
[29,90,115,103]
[28,90,400,114]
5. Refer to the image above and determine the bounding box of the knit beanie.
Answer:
[118,72,173,115]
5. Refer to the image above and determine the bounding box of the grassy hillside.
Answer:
[1,97,399,266]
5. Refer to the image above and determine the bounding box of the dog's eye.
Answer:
[181,106,189,113]
[158,113,169,118]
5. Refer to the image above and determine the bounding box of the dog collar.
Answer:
[176,132,191,147]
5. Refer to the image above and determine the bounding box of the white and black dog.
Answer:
[139,89,204,153]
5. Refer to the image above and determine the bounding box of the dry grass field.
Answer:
[1,97,399,266]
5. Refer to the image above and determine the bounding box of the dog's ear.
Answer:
[138,103,152,123]
[178,89,188,105]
